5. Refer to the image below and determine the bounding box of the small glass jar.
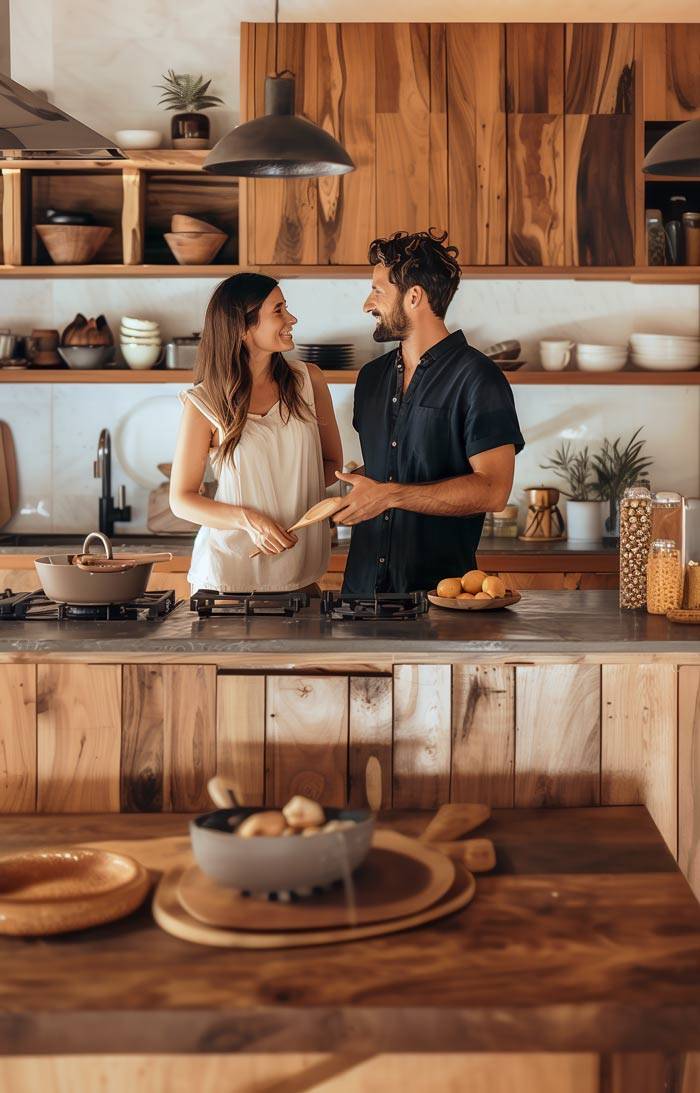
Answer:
[651,491,683,547]
[646,539,682,615]
[683,211,700,267]
[619,486,652,609]
[646,209,667,266]
[491,504,518,538]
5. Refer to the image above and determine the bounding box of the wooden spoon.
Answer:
[249,497,345,559]
[420,803,491,844]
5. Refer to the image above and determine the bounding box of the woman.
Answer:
[170,273,343,593]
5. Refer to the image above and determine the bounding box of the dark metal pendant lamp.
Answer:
[203,1,355,177]
[643,119,700,177]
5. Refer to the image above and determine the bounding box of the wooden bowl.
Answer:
[428,589,522,611]
[0,846,150,935]
[36,224,113,265]
[164,231,226,266]
[171,213,225,235]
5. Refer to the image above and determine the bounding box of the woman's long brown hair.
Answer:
[194,273,312,467]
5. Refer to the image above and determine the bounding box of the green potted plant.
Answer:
[591,428,653,544]
[540,442,606,541]
[156,70,224,149]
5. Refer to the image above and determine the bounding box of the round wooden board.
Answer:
[428,590,521,611]
[667,608,700,625]
[177,829,455,931]
[154,863,476,949]
[0,847,150,936]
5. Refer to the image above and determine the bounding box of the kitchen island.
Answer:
[0,591,698,903]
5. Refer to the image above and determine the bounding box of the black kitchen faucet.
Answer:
[93,428,131,536]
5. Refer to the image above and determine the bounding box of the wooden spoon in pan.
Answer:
[248,497,345,559]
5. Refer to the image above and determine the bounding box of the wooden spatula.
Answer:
[420,803,491,844]
[430,838,496,873]
[0,422,18,518]
[249,497,345,559]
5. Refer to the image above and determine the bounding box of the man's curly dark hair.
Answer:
[367,228,461,319]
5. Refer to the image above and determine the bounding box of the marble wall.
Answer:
[3,0,700,534]
[1,275,699,533]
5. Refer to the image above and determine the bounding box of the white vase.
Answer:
[566,500,605,542]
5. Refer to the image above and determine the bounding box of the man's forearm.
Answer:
[386,473,507,517]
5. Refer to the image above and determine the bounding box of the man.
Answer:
[334,229,524,595]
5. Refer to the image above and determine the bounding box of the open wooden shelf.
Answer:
[3,368,700,385]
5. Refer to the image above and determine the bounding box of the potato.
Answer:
[461,569,488,594]
[474,591,492,600]
[237,810,286,837]
[456,592,475,601]
[282,795,325,830]
[436,577,463,598]
[482,575,506,599]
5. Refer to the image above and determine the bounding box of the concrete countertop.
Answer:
[0,590,695,655]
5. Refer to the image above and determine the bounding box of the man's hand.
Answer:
[333,471,394,526]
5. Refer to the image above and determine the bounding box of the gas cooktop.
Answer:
[0,588,178,621]
[320,591,429,621]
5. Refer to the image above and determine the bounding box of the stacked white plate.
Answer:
[629,333,700,372]
[120,316,163,370]
[575,343,628,373]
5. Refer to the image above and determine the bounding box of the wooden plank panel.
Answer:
[164,665,216,812]
[393,664,451,809]
[446,25,506,265]
[679,666,700,901]
[348,676,393,809]
[318,24,375,264]
[375,24,430,238]
[121,665,163,812]
[565,24,635,114]
[216,674,265,807]
[602,663,677,855]
[1,168,22,265]
[515,665,600,807]
[507,114,564,265]
[451,665,514,806]
[266,675,348,807]
[565,114,634,266]
[250,23,318,265]
[506,24,564,113]
[37,665,121,812]
[643,25,700,120]
[121,167,144,265]
[0,665,35,812]
[429,24,448,235]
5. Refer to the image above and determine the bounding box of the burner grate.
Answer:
[321,590,428,621]
[190,589,310,617]
[0,589,177,621]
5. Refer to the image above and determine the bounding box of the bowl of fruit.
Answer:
[428,570,521,610]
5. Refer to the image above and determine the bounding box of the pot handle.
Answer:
[81,531,113,559]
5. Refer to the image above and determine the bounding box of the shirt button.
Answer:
[391,440,397,448]
[392,397,397,403]
[384,514,389,521]
[379,557,385,564]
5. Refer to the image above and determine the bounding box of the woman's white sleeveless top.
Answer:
[179,363,330,593]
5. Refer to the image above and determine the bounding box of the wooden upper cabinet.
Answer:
[564,24,635,266]
[506,25,565,266]
[446,24,506,265]
[642,24,700,120]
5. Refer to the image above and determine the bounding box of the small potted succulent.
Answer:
[540,442,606,541]
[592,429,653,544]
[156,70,224,149]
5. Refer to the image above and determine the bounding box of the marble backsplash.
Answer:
[1,276,699,534]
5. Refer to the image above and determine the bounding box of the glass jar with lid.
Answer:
[651,491,683,547]
[619,486,652,609]
[646,539,682,615]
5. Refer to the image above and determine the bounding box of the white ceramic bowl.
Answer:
[631,356,700,372]
[120,329,161,345]
[121,342,162,369]
[114,129,162,150]
[577,357,627,373]
[121,316,160,332]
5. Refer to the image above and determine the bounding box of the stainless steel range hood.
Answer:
[0,74,125,160]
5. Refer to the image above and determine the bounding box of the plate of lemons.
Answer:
[428,570,521,611]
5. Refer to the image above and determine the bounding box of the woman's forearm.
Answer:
[323,456,343,488]
[169,489,247,531]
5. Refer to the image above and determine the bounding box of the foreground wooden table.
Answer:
[1,808,699,1093]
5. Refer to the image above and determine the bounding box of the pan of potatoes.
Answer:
[428,570,521,611]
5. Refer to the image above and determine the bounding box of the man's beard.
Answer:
[372,300,410,342]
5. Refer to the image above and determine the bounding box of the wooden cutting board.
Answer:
[177,829,455,931]
[0,421,13,528]
[153,862,476,949]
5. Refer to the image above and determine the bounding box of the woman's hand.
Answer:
[240,508,298,555]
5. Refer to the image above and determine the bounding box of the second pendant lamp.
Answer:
[203,2,355,178]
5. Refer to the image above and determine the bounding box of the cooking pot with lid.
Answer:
[34,532,172,605]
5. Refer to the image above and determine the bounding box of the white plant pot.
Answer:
[566,500,605,542]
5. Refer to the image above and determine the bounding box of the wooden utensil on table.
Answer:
[0,426,11,529]
[248,496,345,559]
[0,422,18,521]
[420,803,491,844]
[430,838,497,873]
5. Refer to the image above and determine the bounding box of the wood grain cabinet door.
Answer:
[642,24,700,120]
[266,675,349,807]
[0,665,36,812]
[506,24,565,266]
[564,24,635,266]
[446,25,506,265]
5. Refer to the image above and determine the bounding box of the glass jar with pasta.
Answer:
[646,539,682,615]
